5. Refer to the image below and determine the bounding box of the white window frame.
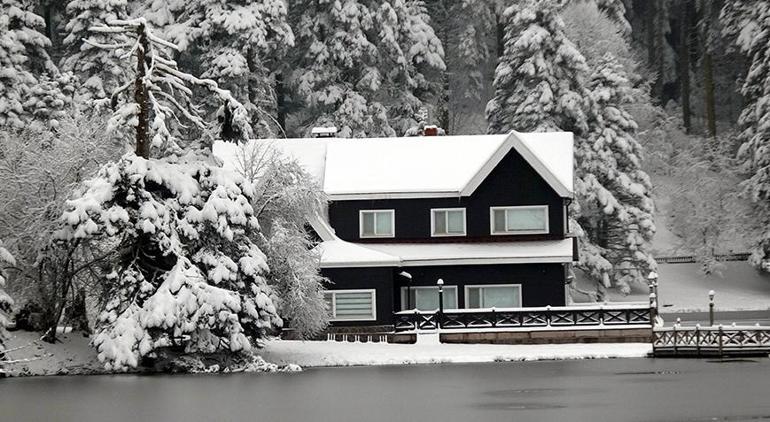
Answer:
[324,289,377,321]
[464,284,523,309]
[430,208,467,237]
[359,209,395,238]
[400,285,459,311]
[489,205,549,235]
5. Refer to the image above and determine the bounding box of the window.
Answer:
[359,210,395,238]
[465,285,521,309]
[490,206,549,235]
[323,290,377,321]
[400,286,458,311]
[431,208,466,237]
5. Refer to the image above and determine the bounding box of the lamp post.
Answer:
[400,271,413,310]
[647,271,659,311]
[647,271,659,324]
[709,290,716,326]
[437,278,444,329]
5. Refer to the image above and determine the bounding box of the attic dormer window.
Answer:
[490,206,549,235]
[359,210,395,238]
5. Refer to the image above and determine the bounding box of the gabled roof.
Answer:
[212,131,574,200]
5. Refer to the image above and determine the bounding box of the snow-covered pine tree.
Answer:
[721,1,770,269]
[60,0,130,106]
[289,0,444,137]
[85,18,252,157]
[578,53,656,294]
[0,0,73,129]
[486,0,590,135]
[143,0,295,138]
[56,155,282,370]
[52,19,290,370]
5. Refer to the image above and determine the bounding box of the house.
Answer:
[213,131,577,332]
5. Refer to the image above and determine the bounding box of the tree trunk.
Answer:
[134,24,151,159]
[276,71,286,136]
[679,0,691,133]
[701,0,717,138]
[652,0,666,103]
[496,12,505,59]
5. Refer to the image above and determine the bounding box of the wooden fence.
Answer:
[653,325,770,357]
[654,252,750,264]
[393,303,653,332]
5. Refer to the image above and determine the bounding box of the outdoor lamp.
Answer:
[708,290,716,326]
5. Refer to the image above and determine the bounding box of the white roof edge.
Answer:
[307,213,336,242]
[509,131,573,197]
[461,131,573,198]
[399,256,573,267]
[327,191,462,201]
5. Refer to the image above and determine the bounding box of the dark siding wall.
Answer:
[393,263,566,310]
[328,148,566,242]
[321,267,395,326]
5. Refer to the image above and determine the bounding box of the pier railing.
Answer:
[393,303,653,332]
[653,325,770,357]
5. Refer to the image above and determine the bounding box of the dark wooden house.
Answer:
[215,131,577,331]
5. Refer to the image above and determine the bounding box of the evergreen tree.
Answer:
[721,1,770,268]
[289,0,444,138]
[578,53,656,294]
[60,0,130,105]
[486,0,589,135]
[425,0,495,133]
[144,0,295,137]
[57,154,283,370]
[0,0,70,129]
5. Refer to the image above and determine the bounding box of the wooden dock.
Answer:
[653,325,770,357]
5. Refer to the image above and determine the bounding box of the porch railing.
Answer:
[653,325,770,357]
[393,303,653,332]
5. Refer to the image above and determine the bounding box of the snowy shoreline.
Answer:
[3,331,652,377]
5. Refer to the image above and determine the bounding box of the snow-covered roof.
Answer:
[316,239,575,268]
[212,131,573,200]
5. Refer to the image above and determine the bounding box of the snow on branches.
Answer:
[0,0,74,130]
[61,0,131,106]
[56,154,282,370]
[0,240,14,344]
[85,18,252,158]
[721,1,770,269]
[486,0,589,135]
[290,0,445,138]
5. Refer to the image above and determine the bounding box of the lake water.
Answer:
[1,357,769,422]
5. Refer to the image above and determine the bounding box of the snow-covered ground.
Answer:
[259,339,652,367]
[576,261,770,312]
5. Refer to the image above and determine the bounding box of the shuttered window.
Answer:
[324,290,377,321]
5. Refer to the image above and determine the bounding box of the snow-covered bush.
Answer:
[236,144,328,338]
[0,112,122,337]
[56,153,282,370]
[0,240,14,344]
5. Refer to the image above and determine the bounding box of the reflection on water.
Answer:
[1,358,769,422]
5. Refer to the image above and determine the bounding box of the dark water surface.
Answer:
[1,358,769,422]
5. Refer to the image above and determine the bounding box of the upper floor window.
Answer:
[490,205,549,235]
[431,208,466,237]
[359,210,395,238]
